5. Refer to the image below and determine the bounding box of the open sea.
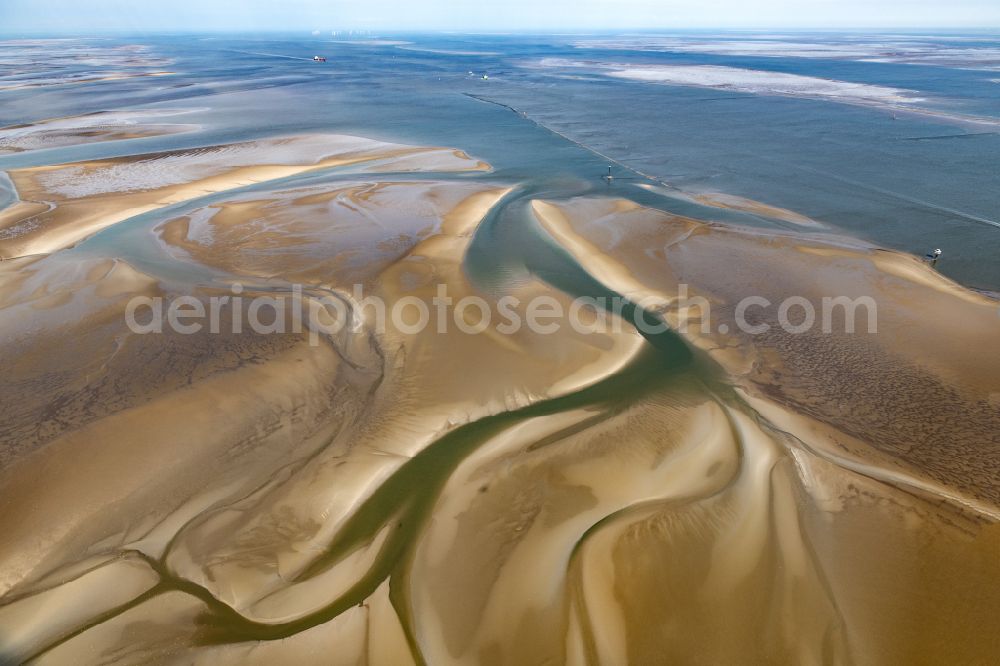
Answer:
[1,31,998,290]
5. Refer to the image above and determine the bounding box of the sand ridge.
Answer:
[0,133,490,259]
[2,136,998,663]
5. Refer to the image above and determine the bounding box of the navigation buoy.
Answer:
[602,166,614,183]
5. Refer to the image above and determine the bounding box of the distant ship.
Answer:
[313,55,327,62]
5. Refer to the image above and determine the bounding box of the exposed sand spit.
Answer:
[520,196,1000,663]
[533,196,1000,507]
[608,64,920,104]
[0,133,489,258]
[0,173,645,661]
[154,181,644,630]
[637,182,826,228]
[401,362,998,664]
[572,35,1000,71]
[1,144,998,662]
[0,109,199,154]
[154,180,496,285]
[535,58,923,107]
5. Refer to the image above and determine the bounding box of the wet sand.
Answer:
[535,59,924,109]
[0,71,176,92]
[521,196,1000,664]
[0,138,645,663]
[0,110,199,154]
[0,133,489,258]
[534,197,1000,502]
[0,126,998,665]
[636,183,826,228]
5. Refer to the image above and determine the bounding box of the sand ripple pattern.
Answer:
[0,133,998,665]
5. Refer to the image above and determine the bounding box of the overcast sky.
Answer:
[3,0,999,33]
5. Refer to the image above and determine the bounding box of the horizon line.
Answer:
[3,26,1000,37]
